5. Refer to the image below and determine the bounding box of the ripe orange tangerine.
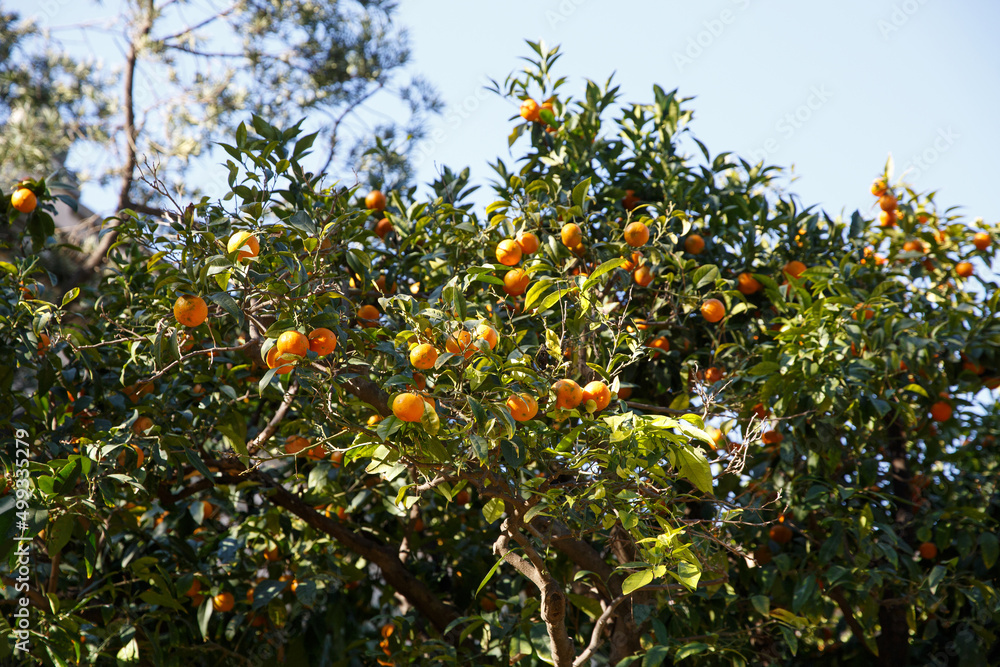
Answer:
[737,272,762,295]
[918,542,938,559]
[227,231,259,261]
[519,98,540,122]
[955,261,973,278]
[365,189,387,211]
[624,221,649,247]
[474,323,498,350]
[37,332,50,355]
[409,343,438,370]
[871,177,887,197]
[357,305,380,325]
[392,392,426,422]
[506,393,538,422]
[783,261,807,279]
[516,231,540,254]
[11,188,37,213]
[308,328,337,356]
[701,298,725,323]
[495,239,522,266]
[446,330,474,359]
[879,210,897,227]
[503,268,530,296]
[375,218,393,239]
[879,193,898,211]
[552,379,583,409]
[973,232,991,251]
[622,190,640,211]
[634,265,654,287]
[684,234,705,255]
[704,367,724,383]
[285,435,310,455]
[851,306,875,321]
[266,347,294,375]
[174,295,208,327]
[769,524,792,544]
[212,592,235,612]
[929,401,952,422]
[560,223,582,248]
[581,381,611,412]
[277,330,309,358]
[762,430,783,445]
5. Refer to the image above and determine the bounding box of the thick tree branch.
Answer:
[246,383,297,455]
[207,460,458,635]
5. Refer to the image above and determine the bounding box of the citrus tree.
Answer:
[2,43,999,666]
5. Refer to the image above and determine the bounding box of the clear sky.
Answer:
[395,0,1000,224]
[12,0,1000,227]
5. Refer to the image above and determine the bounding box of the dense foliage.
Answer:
[2,42,998,666]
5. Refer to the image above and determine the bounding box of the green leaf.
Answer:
[475,552,507,598]
[61,287,80,307]
[675,560,701,590]
[208,291,243,327]
[571,177,592,212]
[674,643,708,662]
[523,278,554,312]
[676,446,713,493]
[537,287,574,312]
[621,569,654,595]
[751,595,770,617]
[116,638,140,665]
[482,498,505,524]
[746,361,780,377]
[927,565,946,594]
[979,532,998,569]
[642,645,670,667]
[582,257,627,291]
[692,264,720,289]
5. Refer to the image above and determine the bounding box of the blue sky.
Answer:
[14,0,1000,227]
[396,0,1000,224]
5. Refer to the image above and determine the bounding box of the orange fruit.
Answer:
[446,330,474,359]
[519,98,540,122]
[902,240,925,254]
[879,210,897,227]
[277,330,309,358]
[506,393,539,422]
[581,381,611,412]
[495,239,523,266]
[646,336,670,356]
[184,580,202,597]
[515,231,540,254]
[117,444,145,467]
[762,430,783,445]
[330,450,344,467]
[769,524,793,544]
[870,177,887,197]
[918,542,938,559]
[365,190,387,211]
[552,379,583,409]
[560,223,582,248]
[474,323,499,350]
[753,403,769,419]
[132,416,153,435]
[306,445,326,460]
[173,295,208,327]
[37,332,50,355]
[411,372,427,390]
[704,367,724,384]
[264,547,280,562]
[392,392,426,422]
[503,268,530,296]
[783,261,807,279]
[11,188,37,213]
[409,343,438,370]
[308,328,337,356]
[454,489,470,505]
[285,435,311,456]
[212,592,235,612]
[227,231,259,261]
[955,261,973,278]
[701,298,725,323]
[633,265,654,287]
[973,232,991,251]
[737,272,762,295]
[624,221,649,247]
[357,305,380,325]
[929,401,952,422]
[622,190,640,211]
[375,218,393,239]
[851,306,874,321]
[684,234,705,255]
[879,193,897,212]
[617,386,632,399]
[265,347,294,375]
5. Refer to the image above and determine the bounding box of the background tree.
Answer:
[2,42,998,666]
